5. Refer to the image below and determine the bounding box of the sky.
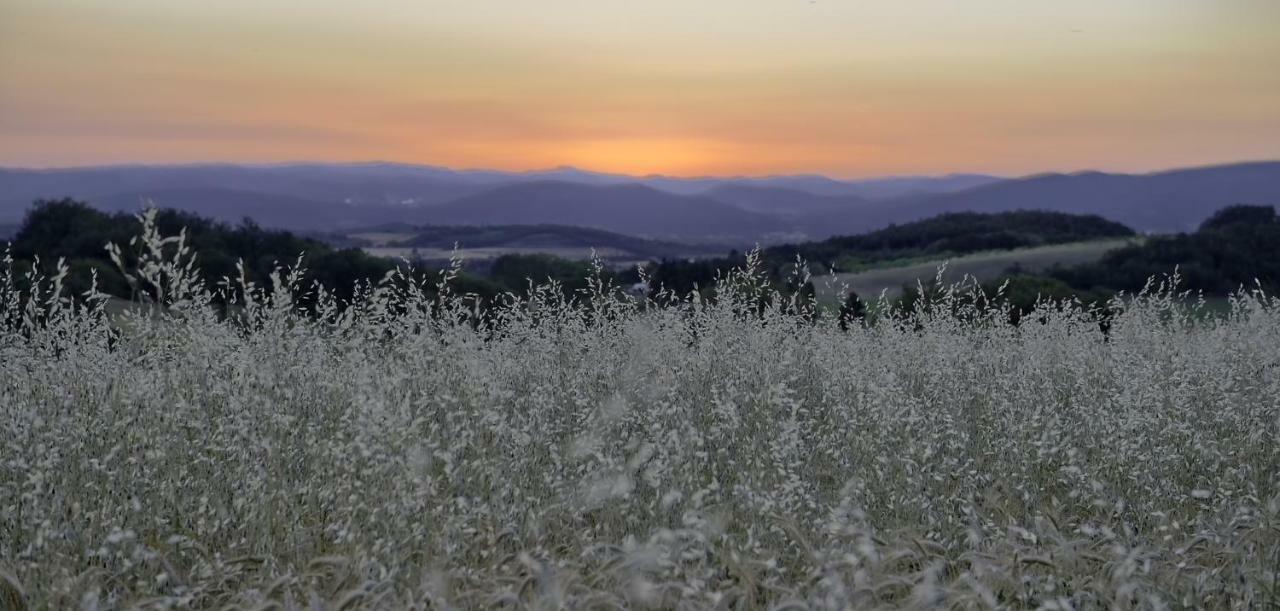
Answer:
[1,0,1278,178]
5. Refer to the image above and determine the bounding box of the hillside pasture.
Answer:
[818,238,1135,299]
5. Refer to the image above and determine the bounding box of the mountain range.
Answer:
[1,161,1277,244]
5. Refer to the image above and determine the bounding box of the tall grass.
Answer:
[2,211,1278,609]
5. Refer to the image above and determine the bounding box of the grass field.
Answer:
[2,220,1277,609]
[817,238,1135,300]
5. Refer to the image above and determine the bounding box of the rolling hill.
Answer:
[815,239,1136,300]
[0,163,994,222]
[702,185,862,217]
[1,161,1276,243]
[88,187,392,231]
[823,173,1000,199]
[389,224,722,260]
[767,210,1137,271]
[900,162,1280,233]
[0,163,495,212]
[409,181,782,243]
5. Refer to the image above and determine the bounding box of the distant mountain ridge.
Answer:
[901,162,1280,233]
[1,161,1277,243]
[702,184,860,217]
[0,162,999,205]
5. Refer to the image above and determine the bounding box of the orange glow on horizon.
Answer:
[2,0,1278,177]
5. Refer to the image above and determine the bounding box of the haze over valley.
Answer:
[3,161,1278,247]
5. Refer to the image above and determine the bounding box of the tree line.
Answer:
[1050,205,1280,295]
[6,199,1275,322]
[5,200,507,305]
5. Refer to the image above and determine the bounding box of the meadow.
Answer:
[817,239,1136,301]
[1,213,1278,609]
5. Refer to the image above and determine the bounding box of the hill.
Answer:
[814,239,1135,300]
[703,185,862,217]
[0,163,995,227]
[0,163,494,214]
[829,173,1001,199]
[638,173,1000,198]
[413,181,780,244]
[3,199,499,303]
[768,210,1136,272]
[1,200,675,305]
[641,210,1138,297]
[649,161,1280,238]
[899,162,1280,233]
[828,205,1280,307]
[387,224,722,260]
[1050,204,1280,294]
[2,160,1276,244]
[89,187,411,231]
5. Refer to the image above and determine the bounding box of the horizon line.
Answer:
[3,158,1279,183]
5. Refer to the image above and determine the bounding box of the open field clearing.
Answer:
[348,232,419,247]
[1,221,1278,609]
[819,239,1135,299]
[365,245,635,261]
[353,224,724,265]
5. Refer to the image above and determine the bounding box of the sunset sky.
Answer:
[2,0,1278,177]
